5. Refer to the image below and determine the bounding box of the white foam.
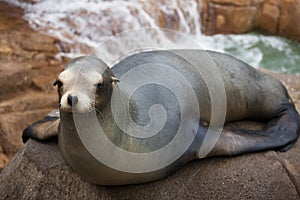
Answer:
[4,0,202,56]
[3,0,300,73]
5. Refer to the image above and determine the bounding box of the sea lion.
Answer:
[22,50,300,185]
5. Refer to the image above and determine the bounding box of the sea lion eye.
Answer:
[95,83,104,89]
[53,80,63,88]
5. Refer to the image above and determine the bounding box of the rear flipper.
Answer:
[22,110,60,143]
[209,103,300,157]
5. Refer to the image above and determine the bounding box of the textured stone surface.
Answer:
[212,4,257,34]
[201,0,300,42]
[1,135,300,199]
[201,0,261,35]
[256,0,280,34]
[0,2,67,170]
[211,0,254,6]
[278,0,300,40]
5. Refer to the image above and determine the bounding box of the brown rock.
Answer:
[0,146,9,172]
[201,0,300,42]
[211,0,254,6]
[205,3,257,34]
[0,109,52,157]
[160,10,180,31]
[0,2,66,171]
[257,0,280,34]
[200,0,210,33]
[279,0,300,41]
[143,1,165,28]
[0,46,12,55]
[0,93,57,113]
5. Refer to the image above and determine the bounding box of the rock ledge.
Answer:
[0,139,299,199]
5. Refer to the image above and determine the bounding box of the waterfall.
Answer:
[5,0,204,62]
[4,0,300,73]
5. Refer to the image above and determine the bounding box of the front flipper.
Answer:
[22,110,60,143]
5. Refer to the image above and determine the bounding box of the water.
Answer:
[198,33,300,74]
[5,0,300,74]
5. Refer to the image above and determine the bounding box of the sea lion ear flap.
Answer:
[111,77,120,88]
[111,77,120,83]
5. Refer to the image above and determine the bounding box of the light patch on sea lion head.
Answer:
[54,56,118,114]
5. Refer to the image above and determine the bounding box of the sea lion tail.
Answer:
[207,103,300,157]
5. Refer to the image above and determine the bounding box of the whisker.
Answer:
[90,101,104,118]
[95,108,104,118]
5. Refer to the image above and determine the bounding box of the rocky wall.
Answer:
[201,0,300,42]
[0,2,67,171]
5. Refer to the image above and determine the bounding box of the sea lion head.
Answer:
[53,56,119,113]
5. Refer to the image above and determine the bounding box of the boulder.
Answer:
[278,0,300,41]
[0,136,300,199]
[201,0,261,35]
[210,4,257,34]
[256,0,280,34]
[201,0,300,42]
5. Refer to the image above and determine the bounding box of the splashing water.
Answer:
[4,0,300,74]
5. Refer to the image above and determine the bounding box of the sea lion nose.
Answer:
[67,95,78,107]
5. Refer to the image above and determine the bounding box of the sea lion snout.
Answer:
[67,95,78,107]
[60,91,91,113]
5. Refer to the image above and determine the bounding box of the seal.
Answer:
[22,50,300,185]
